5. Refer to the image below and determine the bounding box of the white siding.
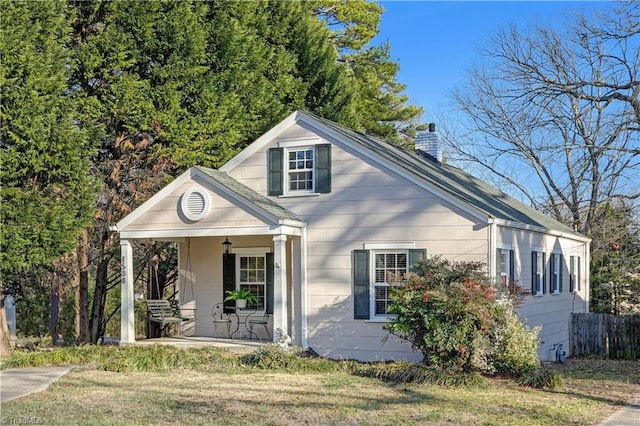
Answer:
[498,227,589,360]
[228,122,489,361]
[126,178,269,232]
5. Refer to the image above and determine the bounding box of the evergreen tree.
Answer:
[0,0,97,351]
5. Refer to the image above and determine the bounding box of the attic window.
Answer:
[180,188,210,221]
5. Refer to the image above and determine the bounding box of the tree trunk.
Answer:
[50,270,61,345]
[89,256,109,343]
[147,255,164,338]
[0,299,13,356]
[77,229,90,343]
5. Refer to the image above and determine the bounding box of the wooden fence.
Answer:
[571,313,640,359]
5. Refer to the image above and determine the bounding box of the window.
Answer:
[373,252,408,316]
[496,248,514,286]
[287,148,314,192]
[549,253,563,294]
[531,251,546,296]
[570,255,581,293]
[268,144,331,196]
[353,247,426,320]
[238,255,266,309]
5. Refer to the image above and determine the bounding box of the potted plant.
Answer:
[224,289,258,309]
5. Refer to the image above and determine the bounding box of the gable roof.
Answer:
[223,110,587,241]
[116,166,304,233]
[193,166,304,224]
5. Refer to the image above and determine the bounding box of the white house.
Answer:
[114,110,590,362]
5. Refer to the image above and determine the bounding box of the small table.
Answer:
[228,307,259,339]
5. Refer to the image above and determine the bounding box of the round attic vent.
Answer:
[180,188,210,221]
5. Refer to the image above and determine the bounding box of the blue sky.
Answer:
[374,1,613,121]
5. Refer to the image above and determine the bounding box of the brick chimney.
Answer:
[415,123,443,163]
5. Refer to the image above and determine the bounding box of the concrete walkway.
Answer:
[0,365,77,402]
[597,399,640,426]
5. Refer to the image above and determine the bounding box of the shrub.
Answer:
[517,367,562,389]
[241,344,339,372]
[493,309,541,376]
[348,361,488,387]
[385,256,498,373]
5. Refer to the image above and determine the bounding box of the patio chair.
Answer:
[211,303,232,338]
[246,309,271,341]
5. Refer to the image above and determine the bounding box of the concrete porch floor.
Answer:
[132,336,265,354]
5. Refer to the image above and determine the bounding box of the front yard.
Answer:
[1,349,638,425]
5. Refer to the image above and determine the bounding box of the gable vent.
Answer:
[180,188,210,221]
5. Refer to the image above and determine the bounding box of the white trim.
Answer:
[364,318,391,323]
[180,187,210,221]
[493,218,590,243]
[369,248,410,319]
[278,193,321,199]
[120,225,304,240]
[233,247,271,255]
[120,239,135,344]
[489,221,497,281]
[277,138,321,148]
[235,248,270,312]
[300,227,308,348]
[363,242,415,250]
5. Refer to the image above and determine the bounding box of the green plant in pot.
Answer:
[224,289,258,309]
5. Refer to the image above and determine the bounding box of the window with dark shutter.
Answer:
[316,144,331,193]
[222,253,236,313]
[353,250,370,319]
[269,144,331,195]
[268,148,284,196]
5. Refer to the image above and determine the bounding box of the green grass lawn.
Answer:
[1,348,638,425]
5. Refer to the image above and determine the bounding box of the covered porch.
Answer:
[113,167,308,348]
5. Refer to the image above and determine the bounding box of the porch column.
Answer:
[272,234,288,341]
[120,239,136,344]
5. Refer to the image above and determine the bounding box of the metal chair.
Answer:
[246,309,272,341]
[211,303,232,338]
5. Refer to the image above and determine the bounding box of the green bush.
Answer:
[493,310,541,376]
[385,256,498,373]
[517,367,563,389]
[349,362,487,387]
[241,344,340,373]
[2,345,231,372]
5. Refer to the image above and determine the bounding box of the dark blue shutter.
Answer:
[266,252,274,314]
[531,252,536,295]
[222,253,236,313]
[315,144,331,193]
[268,148,284,196]
[409,249,426,271]
[569,256,575,293]
[559,254,563,293]
[542,252,547,294]
[509,250,515,283]
[353,250,370,319]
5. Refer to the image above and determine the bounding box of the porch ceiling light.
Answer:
[180,187,210,221]
[222,237,232,254]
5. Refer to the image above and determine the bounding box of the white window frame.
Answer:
[234,247,269,312]
[370,250,409,319]
[550,252,562,295]
[570,255,581,293]
[278,140,320,196]
[496,245,513,286]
